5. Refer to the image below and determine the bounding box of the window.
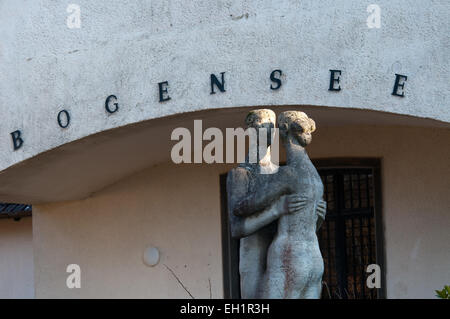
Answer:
[221,158,385,299]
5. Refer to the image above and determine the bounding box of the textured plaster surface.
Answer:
[0,218,34,298]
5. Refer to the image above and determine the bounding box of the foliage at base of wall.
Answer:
[435,285,450,299]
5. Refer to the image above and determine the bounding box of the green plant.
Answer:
[435,285,450,299]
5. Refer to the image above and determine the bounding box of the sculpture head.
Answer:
[278,111,316,147]
[245,109,276,146]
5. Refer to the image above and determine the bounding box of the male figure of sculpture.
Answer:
[257,111,326,298]
[226,109,304,298]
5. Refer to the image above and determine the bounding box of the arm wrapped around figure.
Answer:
[233,171,293,217]
[231,195,285,238]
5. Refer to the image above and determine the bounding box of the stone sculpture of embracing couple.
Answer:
[227,109,326,299]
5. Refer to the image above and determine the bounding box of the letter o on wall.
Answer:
[57,110,71,128]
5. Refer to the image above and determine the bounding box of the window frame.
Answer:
[220,157,386,299]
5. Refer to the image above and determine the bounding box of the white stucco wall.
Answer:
[32,125,450,299]
[0,0,448,175]
[0,217,34,298]
[33,164,225,298]
[311,126,450,299]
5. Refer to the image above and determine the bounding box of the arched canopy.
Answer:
[0,1,448,202]
[0,106,447,203]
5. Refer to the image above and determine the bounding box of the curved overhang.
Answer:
[0,105,448,204]
[0,1,448,202]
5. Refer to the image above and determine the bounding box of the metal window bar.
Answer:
[318,168,378,299]
[220,162,383,299]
